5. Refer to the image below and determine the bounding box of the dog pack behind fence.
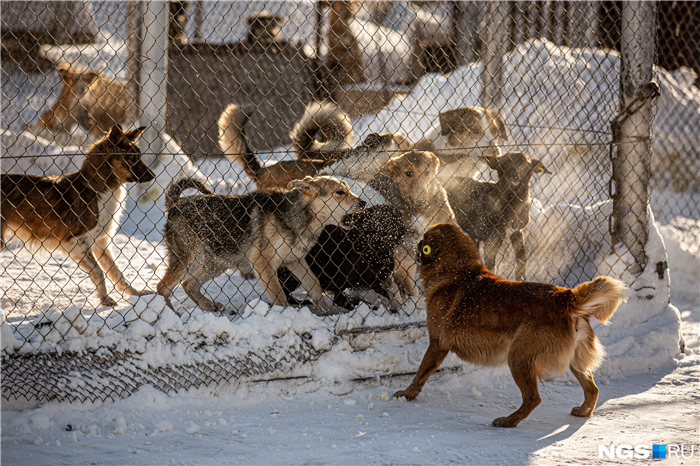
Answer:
[1,1,697,405]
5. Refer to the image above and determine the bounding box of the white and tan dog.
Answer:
[415,106,508,184]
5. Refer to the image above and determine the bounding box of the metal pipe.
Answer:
[126,1,143,124]
[480,1,507,110]
[139,0,169,163]
[615,1,656,273]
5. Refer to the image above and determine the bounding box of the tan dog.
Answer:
[27,63,134,143]
[415,106,508,180]
[157,176,366,312]
[1,125,154,306]
[394,224,628,427]
[378,151,458,297]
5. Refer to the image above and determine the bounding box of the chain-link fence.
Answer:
[2,1,698,403]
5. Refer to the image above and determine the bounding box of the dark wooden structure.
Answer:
[166,42,318,157]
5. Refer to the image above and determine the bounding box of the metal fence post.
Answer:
[139,0,168,163]
[480,1,507,110]
[454,1,479,66]
[126,1,143,124]
[615,1,656,274]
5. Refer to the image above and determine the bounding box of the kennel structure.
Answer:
[1,1,696,406]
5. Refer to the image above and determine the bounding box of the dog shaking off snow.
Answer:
[394,224,628,428]
[157,176,365,312]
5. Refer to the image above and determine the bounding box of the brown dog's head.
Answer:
[288,175,366,229]
[34,64,100,131]
[380,150,441,208]
[418,223,482,274]
[84,125,155,186]
[485,152,551,187]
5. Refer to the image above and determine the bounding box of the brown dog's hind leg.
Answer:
[570,365,599,417]
[182,264,226,312]
[156,259,191,308]
[394,338,449,401]
[493,350,541,427]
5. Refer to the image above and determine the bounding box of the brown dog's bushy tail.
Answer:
[218,103,261,180]
[290,101,353,157]
[570,276,628,323]
[165,178,213,210]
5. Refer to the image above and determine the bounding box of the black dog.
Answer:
[279,204,408,311]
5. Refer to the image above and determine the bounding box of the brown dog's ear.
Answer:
[80,70,100,84]
[108,124,125,144]
[124,126,147,142]
[380,158,398,177]
[484,108,508,141]
[394,133,413,151]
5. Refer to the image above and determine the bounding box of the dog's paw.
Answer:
[492,416,520,428]
[393,388,419,401]
[570,406,594,417]
[100,296,119,307]
[124,287,155,297]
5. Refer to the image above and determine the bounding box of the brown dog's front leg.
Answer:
[394,338,449,401]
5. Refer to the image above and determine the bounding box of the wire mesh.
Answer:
[1,1,698,402]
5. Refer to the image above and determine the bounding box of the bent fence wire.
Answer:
[1,1,698,403]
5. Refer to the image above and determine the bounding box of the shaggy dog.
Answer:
[156,176,365,313]
[1,125,154,306]
[278,204,408,312]
[394,223,627,428]
[415,106,508,181]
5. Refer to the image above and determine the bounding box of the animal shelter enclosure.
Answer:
[1,1,697,406]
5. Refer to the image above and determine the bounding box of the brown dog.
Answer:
[394,223,627,427]
[27,63,134,143]
[1,125,154,306]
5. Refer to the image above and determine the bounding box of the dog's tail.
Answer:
[290,101,353,156]
[165,178,213,210]
[570,276,628,323]
[218,103,261,180]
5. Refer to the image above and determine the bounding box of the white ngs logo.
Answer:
[599,444,652,459]
[599,444,696,460]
